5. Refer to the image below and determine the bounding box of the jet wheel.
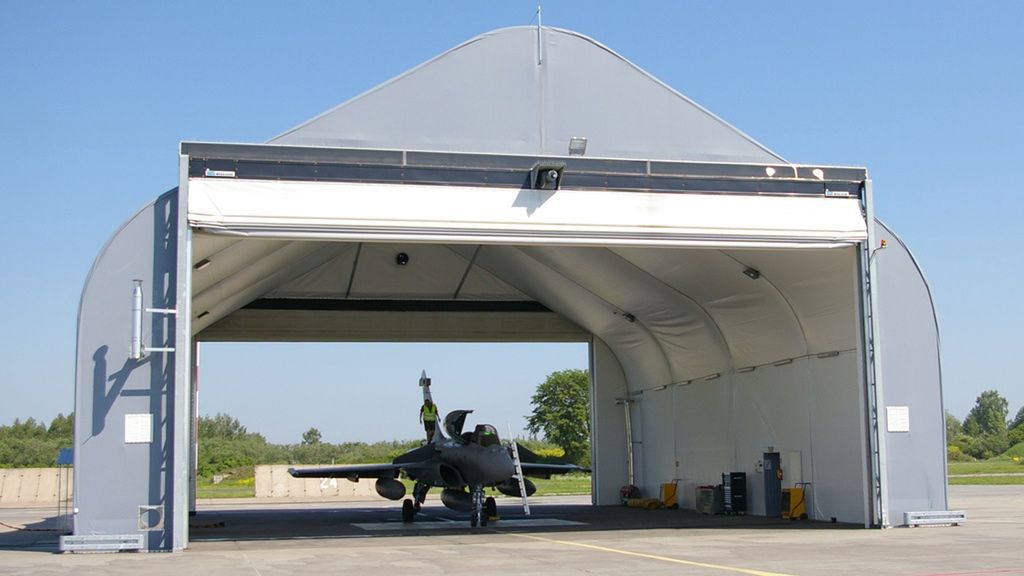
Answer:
[402,499,415,523]
[485,497,497,519]
[470,512,478,527]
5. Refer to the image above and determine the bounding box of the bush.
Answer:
[1009,427,1024,447]
[1002,441,1024,460]
[947,444,974,462]
[962,432,1011,460]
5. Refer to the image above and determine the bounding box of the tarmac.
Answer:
[1,485,1021,575]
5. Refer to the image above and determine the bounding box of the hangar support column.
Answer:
[590,337,629,505]
[68,188,187,552]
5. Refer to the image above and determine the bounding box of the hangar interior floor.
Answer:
[186,495,857,543]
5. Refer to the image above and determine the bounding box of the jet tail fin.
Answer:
[514,442,539,463]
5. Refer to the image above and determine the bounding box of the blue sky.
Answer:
[1,2,1021,443]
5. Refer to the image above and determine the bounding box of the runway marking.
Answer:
[917,565,1024,569]
[353,518,584,531]
[507,533,797,576]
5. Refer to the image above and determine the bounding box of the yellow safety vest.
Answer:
[421,404,438,422]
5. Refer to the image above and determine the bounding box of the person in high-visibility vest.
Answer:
[419,398,439,443]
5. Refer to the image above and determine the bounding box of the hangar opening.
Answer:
[70,26,947,552]
[196,341,591,447]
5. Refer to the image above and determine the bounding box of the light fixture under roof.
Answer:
[193,258,211,271]
[742,267,761,280]
[773,358,794,367]
[737,366,756,373]
[568,136,587,156]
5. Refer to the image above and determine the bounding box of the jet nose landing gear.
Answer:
[470,487,489,527]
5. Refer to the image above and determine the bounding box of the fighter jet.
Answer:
[288,371,589,527]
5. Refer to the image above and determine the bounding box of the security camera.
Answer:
[530,162,566,191]
[396,252,409,266]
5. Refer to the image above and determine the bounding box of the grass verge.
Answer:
[948,475,1024,485]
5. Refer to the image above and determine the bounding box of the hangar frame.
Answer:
[69,26,947,552]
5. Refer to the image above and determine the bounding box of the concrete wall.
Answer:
[254,466,378,499]
[0,469,73,504]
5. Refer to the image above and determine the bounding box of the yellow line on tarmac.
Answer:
[507,532,797,576]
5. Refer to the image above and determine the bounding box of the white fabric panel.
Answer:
[674,378,738,505]
[640,353,867,523]
[518,246,730,380]
[731,248,860,354]
[731,364,814,516]
[192,237,293,294]
[348,244,467,299]
[471,245,672,391]
[638,386,679,490]
[188,178,867,248]
[267,245,359,298]
[805,354,870,525]
[614,247,808,368]
[454,265,531,301]
[266,243,529,301]
[192,242,342,334]
[191,233,240,265]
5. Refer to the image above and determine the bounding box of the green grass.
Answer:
[531,473,591,496]
[196,474,256,498]
[947,453,1023,485]
[196,484,256,498]
[948,460,1024,475]
[949,475,1024,485]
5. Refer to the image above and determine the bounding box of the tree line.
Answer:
[946,390,1024,460]
[0,414,73,468]
[0,369,591,478]
[5,382,1018,475]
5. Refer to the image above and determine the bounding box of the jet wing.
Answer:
[288,463,402,480]
[519,461,590,480]
[511,442,589,479]
[287,443,440,481]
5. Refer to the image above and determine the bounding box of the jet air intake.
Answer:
[438,463,464,489]
[374,478,407,501]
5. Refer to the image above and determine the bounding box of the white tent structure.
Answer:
[69,27,948,552]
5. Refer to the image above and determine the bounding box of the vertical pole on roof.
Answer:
[860,178,890,528]
[536,4,543,65]
[172,151,194,550]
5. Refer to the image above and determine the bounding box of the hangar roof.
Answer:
[270,26,785,164]
[184,26,869,391]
